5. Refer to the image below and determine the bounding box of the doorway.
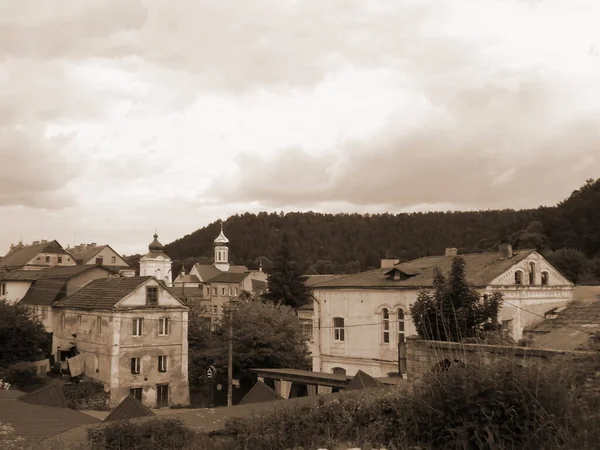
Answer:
[156,384,169,408]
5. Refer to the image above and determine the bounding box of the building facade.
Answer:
[66,243,134,277]
[52,276,190,408]
[139,234,173,287]
[310,245,574,378]
[0,240,76,270]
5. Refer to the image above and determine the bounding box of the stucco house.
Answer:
[0,240,76,270]
[51,276,190,408]
[309,245,574,378]
[66,243,134,277]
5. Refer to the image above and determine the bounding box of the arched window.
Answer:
[541,271,549,285]
[397,308,405,343]
[515,270,523,285]
[529,262,536,285]
[333,317,345,342]
[382,308,390,343]
[332,367,346,376]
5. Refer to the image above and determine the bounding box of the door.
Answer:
[156,384,169,408]
[130,388,142,402]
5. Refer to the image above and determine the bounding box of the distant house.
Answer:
[309,245,574,378]
[51,276,190,408]
[0,240,76,270]
[66,243,134,277]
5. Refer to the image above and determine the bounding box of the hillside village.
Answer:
[1,215,599,449]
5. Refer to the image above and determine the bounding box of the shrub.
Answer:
[87,418,197,450]
[3,367,37,389]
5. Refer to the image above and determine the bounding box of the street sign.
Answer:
[232,379,240,387]
[205,365,217,381]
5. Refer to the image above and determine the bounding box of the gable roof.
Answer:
[303,274,346,287]
[238,381,283,405]
[251,279,267,292]
[19,279,68,306]
[192,264,222,282]
[0,240,70,268]
[104,394,155,422]
[209,272,250,284]
[66,244,127,266]
[311,250,536,289]
[174,274,201,284]
[53,276,153,310]
[345,370,384,391]
[0,264,115,282]
[18,383,69,409]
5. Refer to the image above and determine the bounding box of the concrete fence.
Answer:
[405,335,595,382]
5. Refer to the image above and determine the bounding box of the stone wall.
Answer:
[405,335,594,382]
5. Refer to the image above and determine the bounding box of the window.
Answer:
[212,305,218,314]
[228,287,232,296]
[332,367,346,375]
[333,317,345,342]
[515,270,523,285]
[130,387,142,401]
[146,286,158,305]
[541,271,549,285]
[97,316,102,334]
[1,283,6,296]
[111,256,116,264]
[529,262,536,285]
[58,256,62,263]
[382,308,390,343]
[206,287,210,296]
[397,309,405,343]
[94,355,99,373]
[212,322,218,331]
[234,287,239,296]
[61,314,65,329]
[132,318,143,336]
[45,256,50,263]
[158,355,168,372]
[95,257,103,265]
[213,287,218,296]
[158,317,170,336]
[302,323,313,341]
[221,287,226,296]
[131,357,141,374]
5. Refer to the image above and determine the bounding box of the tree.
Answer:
[410,257,502,342]
[265,234,311,308]
[0,300,51,368]
[544,248,590,284]
[189,298,310,384]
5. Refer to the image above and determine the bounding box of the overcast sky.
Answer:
[1,0,599,256]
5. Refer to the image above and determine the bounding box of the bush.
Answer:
[2,367,37,389]
[87,418,197,450]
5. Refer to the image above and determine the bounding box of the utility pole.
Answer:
[227,298,236,407]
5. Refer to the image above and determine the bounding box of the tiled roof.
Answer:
[0,399,98,446]
[345,370,384,391]
[175,274,201,283]
[193,264,222,282]
[311,250,537,289]
[238,381,283,405]
[303,274,346,286]
[104,394,155,422]
[18,383,69,409]
[0,240,69,268]
[166,286,205,300]
[66,245,106,264]
[209,272,250,284]
[0,264,115,281]
[18,279,67,306]
[229,265,248,273]
[251,279,267,292]
[53,276,152,310]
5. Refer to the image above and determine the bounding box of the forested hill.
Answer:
[164,178,600,273]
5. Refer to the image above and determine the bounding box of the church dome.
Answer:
[214,223,229,245]
[149,233,164,251]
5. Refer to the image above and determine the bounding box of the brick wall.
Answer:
[405,335,594,382]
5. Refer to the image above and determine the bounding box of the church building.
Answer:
[139,234,172,287]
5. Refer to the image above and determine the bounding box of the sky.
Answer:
[1,0,600,256]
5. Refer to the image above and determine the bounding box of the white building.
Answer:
[309,245,574,378]
[139,234,172,287]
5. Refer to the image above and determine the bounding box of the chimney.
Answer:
[41,239,47,243]
[499,243,513,259]
[80,243,87,249]
[445,248,458,257]
[32,240,40,245]
[90,243,97,247]
[180,269,185,277]
[380,258,400,269]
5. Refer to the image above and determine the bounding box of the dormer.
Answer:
[384,267,419,281]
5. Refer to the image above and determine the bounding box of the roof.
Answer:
[251,279,267,292]
[311,250,537,289]
[166,286,205,300]
[0,240,69,268]
[66,245,106,264]
[53,276,153,310]
[303,274,346,287]
[104,394,155,422]
[345,370,384,391]
[18,383,68,409]
[238,381,283,405]
[214,227,229,244]
[18,279,67,306]
[193,264,222,282]
[0,264,116,281]
[209,272,250,284]
[0,388,98,446]
[175,274,201,283]
[228,265,248,273]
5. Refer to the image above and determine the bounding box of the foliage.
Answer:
[544,248,590,284]
[188,299,310,387]
[163,179,600,279]
[264,234,311,308]
[0,367,37,389]
[0,300,51,368]
[87,418,196,450]
[410,257,503,341]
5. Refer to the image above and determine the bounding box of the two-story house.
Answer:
[66,243,135,277]
[309,245,574,378]
[51,276,190,408]
[0,240,76,270]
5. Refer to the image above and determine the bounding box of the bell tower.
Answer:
[213,221,230,272]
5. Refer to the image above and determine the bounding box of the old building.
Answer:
[0,240,76,270]
[66,243,134,277]
[51,276,190,408]
[139,234,173,286]
[309,245,574,378]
